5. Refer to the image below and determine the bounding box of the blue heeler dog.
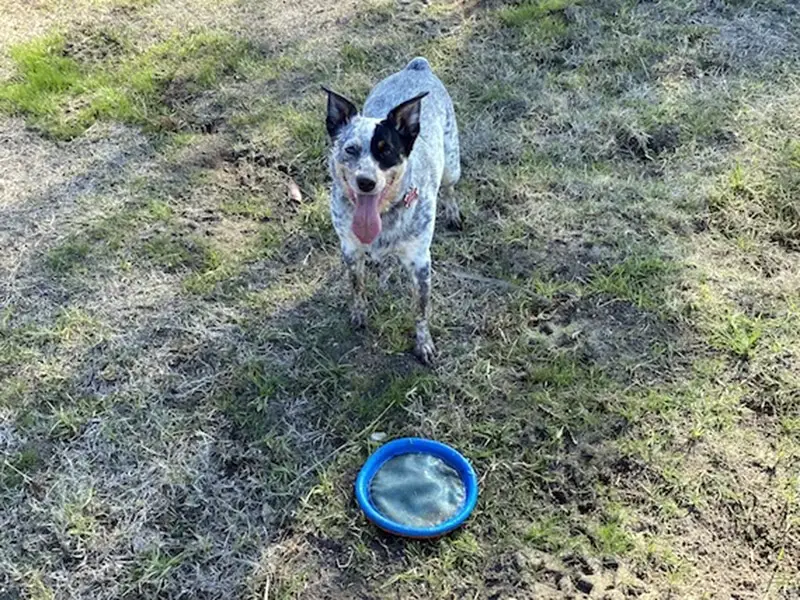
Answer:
[324,57,461,364]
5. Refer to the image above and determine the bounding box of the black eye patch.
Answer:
[370,121,406,170]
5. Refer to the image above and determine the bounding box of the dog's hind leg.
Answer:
[441,109,462,230]
[440,183,461,231]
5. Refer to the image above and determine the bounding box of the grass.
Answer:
[1,0,799,598]
[499,0,576,46]
[45,236,92,274]
[589,255,676,311]
[711,142,800,251]
[0,29,254,138]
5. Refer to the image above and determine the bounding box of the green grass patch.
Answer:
[0,34,82,119]
[589,255,675,311]
[44,199,180,275]
[498,0,576,46]
[711,312,762,358]
[141,232,220,273]
[46,235,92,274]
[146,199,174,221]
[0,29,254,137]
[525,514,575,552]
[216,360,288,443]
[499,0,575,27]
[220,195,272,220]
[254,101,327,168]
[1,446,42,490]
[339,42,370,71]
[590,508,634,555]
[528,354,583,387]
[182,259,241,295]
[128,548,192,596]
[710,142,800,250]
[342,371,435,427]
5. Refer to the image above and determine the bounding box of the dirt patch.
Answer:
[616,124,681,162]
[62,26,126,63]
[552,296,688,377]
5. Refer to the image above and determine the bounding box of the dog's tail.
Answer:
[405,57,431,71]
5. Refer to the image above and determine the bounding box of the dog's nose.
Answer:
[356,176,376,193]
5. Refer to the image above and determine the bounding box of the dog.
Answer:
[323,57,461,364]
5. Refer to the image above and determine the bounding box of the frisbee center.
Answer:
[369,452,467,529]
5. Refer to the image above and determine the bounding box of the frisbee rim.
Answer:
[355,437,479,538]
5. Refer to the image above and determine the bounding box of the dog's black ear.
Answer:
[323,87,358,139]
[387,92,429,155]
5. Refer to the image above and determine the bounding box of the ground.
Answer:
[0,0,798,598]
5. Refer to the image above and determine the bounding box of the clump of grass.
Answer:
[44,200,179,275]
[141,232,220,273]
[589,255,675,311]
[220,195,272,221]
[215,360,288,444]
[499,0,575,27]
[592,518,634,555]
[710,142,800,250]
[528,354,583,387]
[498,0,576,46]
[342,371,434,427]
[254,101,327,168]
[128,548,192,596]
[339,42,370,71]
[0,29,254,138]
[525,514,575,552]
[1,446,42,490]
[46,235,92,274]
[710,312,762,359]
[0,34,82,117]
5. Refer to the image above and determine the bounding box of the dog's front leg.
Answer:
[405,251,435,365]
[343,250,367,328]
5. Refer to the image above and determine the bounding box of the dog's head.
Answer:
[323,88,428,244]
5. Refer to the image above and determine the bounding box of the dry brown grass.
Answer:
[1,0,799,598]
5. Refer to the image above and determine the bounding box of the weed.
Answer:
[712,312,762,358]
[591,512,634,555]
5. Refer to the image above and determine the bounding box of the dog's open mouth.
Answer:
[351,191,384,244]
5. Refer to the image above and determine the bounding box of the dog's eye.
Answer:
[379,143,392,156]
[377,140,387,154]
[344,145,360,157]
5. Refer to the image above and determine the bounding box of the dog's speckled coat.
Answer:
[325,57,461,363]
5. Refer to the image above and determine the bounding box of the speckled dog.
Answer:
[324,57,461,364]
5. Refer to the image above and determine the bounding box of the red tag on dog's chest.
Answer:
[403,187,419,208]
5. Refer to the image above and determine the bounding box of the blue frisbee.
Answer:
[355,438,478,538]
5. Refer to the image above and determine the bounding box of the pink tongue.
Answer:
[352,194,382,244]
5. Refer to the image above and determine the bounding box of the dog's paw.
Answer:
[445,208,463,231]
[350,307,367,329]
[414,335,436,366]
